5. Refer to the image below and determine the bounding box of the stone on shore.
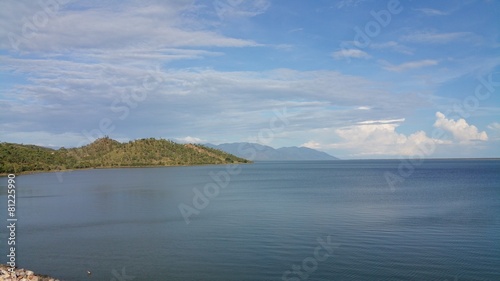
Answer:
[0,265,59,281]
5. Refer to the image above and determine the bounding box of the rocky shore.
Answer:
[0,265,60,281]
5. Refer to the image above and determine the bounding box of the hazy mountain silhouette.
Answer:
[205,142,339,161]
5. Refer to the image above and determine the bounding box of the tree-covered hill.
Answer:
[0,137,250,175]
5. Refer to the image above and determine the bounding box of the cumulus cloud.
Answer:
[434,112,488,142]
[308,110,483,157]
[328,118,448,156]
[326,112,488,157]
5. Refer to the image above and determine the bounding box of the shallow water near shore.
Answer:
[1,159,499,280]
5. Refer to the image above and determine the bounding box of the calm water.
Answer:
[1,160,499,280]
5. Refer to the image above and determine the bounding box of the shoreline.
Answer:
[0,264,59,281]
[3,158,498,177]
[0,161,252,177]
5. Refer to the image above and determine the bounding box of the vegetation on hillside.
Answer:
[0,137,250,175]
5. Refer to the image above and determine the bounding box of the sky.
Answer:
[1,0,499,159]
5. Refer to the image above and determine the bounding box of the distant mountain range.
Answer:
[205,142,339,161]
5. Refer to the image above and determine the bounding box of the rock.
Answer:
[0,265,59,281]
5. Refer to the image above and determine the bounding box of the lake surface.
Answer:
[1,160,499,280]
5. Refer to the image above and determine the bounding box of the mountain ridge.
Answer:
[0,137,249,175]
[205,142,339,161]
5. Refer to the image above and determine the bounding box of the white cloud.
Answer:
[86,48,224,64]
[401,31,473,44]
[301,141,322,149]
[487,122,500,131]
[311,112,489,157]
[1,1,498,159]
[0,131,89,148]
[382,59,438,72]
[414,8,449,16]
[370,41,414,55]
[357,118,405,125]
[434,112,488,142]
[215,0,271,19]
[328,112,488,157]
[0,1,261,52]
[175,136,206,143]
[330,119,444,156]
[4,56,423,147]
[487,122,500,141]
[336,0,366,9]
[287,28,304,34]
[332,49,370,60]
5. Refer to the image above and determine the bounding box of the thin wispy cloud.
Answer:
[357,118,406,125]
[287,28,304,34]
[370,41,414,55]
[1,2,261,52]
[335,0,366,9]
[332,49,370,60]
[414,8,449,16]
[213,0,271,19]
[401,31,474,44]
[488,122,500,131]
[382,59,438,72]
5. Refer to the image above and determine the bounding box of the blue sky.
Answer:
[1,0,499,159]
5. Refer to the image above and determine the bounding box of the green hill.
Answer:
[0,137,250,175]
